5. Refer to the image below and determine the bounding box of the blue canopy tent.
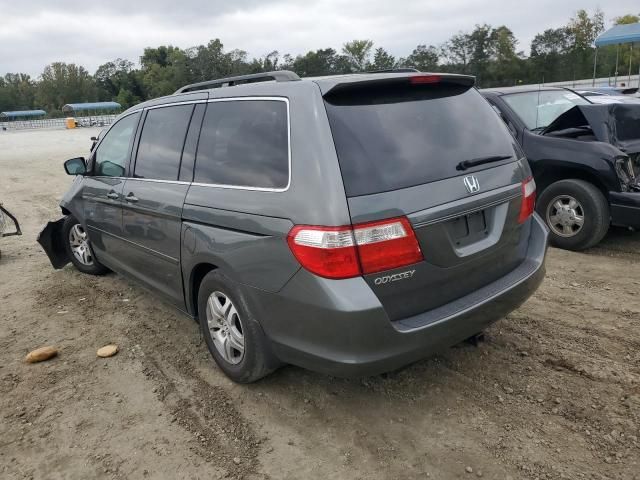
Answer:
[0,109,46,120]
[61,102,121,115]
[593,22,640,87]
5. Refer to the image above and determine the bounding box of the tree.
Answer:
[188,39,229,81]
[530,28,573,82]
[405,45,439,71]
[370,48,396,70]
[488,26,524,86]
[567,9,605,80]
[95,59,143,108]
[441,33,474,73]
[291,48,341,76]
[0,73,35,112]
[36,63,98,112]
[614,14,640,25]
[342,40,374,71]
[139,46,192,98]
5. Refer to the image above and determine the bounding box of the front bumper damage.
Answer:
[37,217,70,269]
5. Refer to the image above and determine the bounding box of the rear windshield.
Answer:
[324,84,519,197]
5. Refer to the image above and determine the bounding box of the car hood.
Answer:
[542,103,640,154]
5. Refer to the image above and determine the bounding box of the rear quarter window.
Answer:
[194,99,289,190]
[325,84,519,197]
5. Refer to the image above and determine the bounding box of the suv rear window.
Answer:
[324,84,518,197]
[194,99,289,190]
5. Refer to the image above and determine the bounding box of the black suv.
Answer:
[482,86,640,250]
[39,71,548,382]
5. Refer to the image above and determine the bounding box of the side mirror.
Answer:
[64,157,87,176]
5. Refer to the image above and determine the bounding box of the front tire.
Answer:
[62,215,109,275]
[197,270,279,383]
[536,179,609,251]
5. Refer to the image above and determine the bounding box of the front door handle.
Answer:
[125,193,139,203]
[106,191,119,200]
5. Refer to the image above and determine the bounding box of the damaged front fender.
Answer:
[37,217,69,269]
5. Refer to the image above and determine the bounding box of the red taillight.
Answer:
[353,217,423,274]
[287,226,359,279]
[287,217,423,279]
[409,75,441,85]
[518,176,536,223]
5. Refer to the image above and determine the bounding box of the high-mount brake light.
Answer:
[518,176,537,223]
[409,75,442,85]
[287,217,423,279]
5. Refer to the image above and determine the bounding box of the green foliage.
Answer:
[404,45,439,71]
[342,39,374,71]
[614,14,640,25]
[0,8,636,114]
[371,48,396,71]
[36,63,98,112]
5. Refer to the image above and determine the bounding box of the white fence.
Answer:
[525,74,640,90]
[0,114,118,131]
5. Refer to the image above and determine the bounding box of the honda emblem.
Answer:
[463,175,480,194]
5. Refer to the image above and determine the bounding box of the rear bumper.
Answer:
[610,191,640,229]
[248,214,549,377]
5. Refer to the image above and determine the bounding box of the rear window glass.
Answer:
[194,100,289,189]
[325,84,519,197]
[135,104,194,181]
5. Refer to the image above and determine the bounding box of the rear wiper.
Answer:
[456,155,512,171]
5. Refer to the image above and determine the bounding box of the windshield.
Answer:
[502,90,590,130]
[325,84,520,197]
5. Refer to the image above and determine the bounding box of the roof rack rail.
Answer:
[364,67,420,74]
[174,70,301,94]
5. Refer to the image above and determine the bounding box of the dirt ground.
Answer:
[0,127,639,480]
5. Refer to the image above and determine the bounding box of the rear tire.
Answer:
[197,270,280,383]
[62,215,109,275]
[536,179,609,251]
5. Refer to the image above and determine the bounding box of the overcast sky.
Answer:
[0,0,636,77]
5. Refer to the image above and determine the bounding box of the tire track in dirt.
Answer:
[31,270,265,479]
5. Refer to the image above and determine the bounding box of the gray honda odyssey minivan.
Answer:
[39,70,548,382]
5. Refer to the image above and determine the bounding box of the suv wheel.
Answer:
[536,179,609,251]
[197,270,279,383]
[62,215,109,275]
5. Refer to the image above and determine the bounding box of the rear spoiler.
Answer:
[317,73,476,97]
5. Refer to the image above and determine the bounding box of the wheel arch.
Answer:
[535,165,610,200]
[189,263,219,320]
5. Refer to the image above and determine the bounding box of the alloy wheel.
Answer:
[205,291,245,365]
[546,195,585,237]
[68,224,94,265]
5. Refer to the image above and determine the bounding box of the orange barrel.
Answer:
[65,117,76,129]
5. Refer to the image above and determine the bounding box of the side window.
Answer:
[194,100,289,189]
[94,112,140,177]
[134,104,194,181]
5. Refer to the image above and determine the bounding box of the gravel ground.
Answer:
[1,127,639,480]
